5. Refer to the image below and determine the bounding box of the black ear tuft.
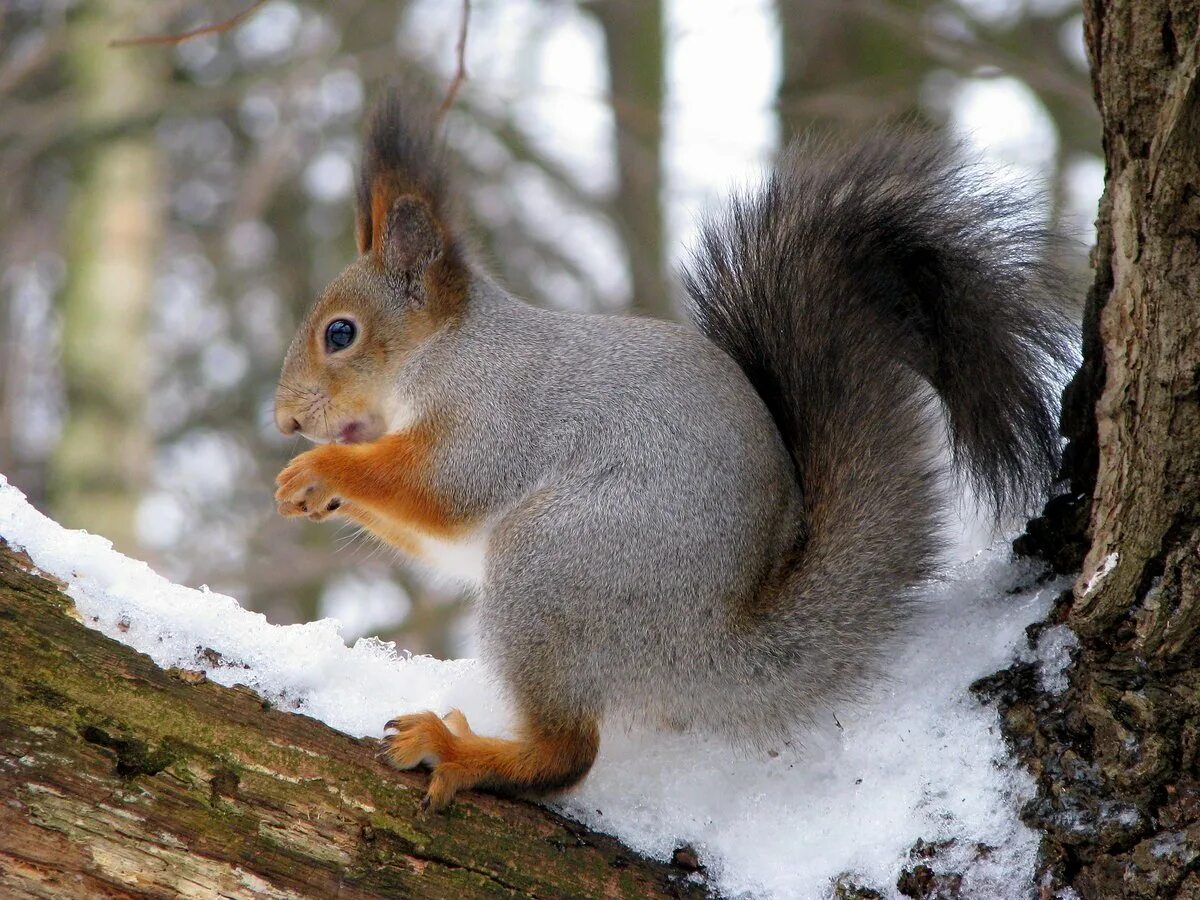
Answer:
[356,86,452,257]
[355,86,469,315]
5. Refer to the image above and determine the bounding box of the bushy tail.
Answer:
[685,130,1076,520]
[683,131,1077,724]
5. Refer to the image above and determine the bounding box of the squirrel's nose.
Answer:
[276,409,302,436]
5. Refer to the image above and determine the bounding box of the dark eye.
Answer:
[325,318,356,353]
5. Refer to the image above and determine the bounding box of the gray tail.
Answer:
[682,131,1077,719]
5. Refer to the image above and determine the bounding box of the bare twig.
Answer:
[109,0,270,49]
[437,0,471,120]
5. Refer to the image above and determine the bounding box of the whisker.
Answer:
[342,524,373,553]
[336,528,365,550]
[274,382,309,400]
[322,400,332,444]
[361,535,391,564]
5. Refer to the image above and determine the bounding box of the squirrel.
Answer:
[273,87,1075,811]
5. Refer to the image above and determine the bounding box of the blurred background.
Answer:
[0,0,1099,657]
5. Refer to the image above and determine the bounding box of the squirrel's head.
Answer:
[274,89,467,444]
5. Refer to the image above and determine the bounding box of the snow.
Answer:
[1081,551,1118,597]
[1033,624,1080,695]
[0,473,1068,899]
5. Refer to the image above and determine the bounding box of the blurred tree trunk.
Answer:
[998,1,1200,896]
[591,0,670,319]
[0,541,703,898]
[48,0,162,557]
[988,7,1101,240]
[776,0,930,143]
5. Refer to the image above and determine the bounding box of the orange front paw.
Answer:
[275,448,345,522]
[381,710,475,811]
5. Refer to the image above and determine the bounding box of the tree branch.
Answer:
[109,0,270,49]
[437,0,471,120]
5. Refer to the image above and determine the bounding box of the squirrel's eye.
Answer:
[325,318,356,353]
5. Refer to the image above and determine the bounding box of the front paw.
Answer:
[275,449,344,522]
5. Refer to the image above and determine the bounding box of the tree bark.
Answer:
[995,2,1200,896]
[0,541,704,899]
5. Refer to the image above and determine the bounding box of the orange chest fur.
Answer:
[329,427,487,584]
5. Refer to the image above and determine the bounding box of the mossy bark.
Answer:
[0,542,705,899]
[999,2,1200,896]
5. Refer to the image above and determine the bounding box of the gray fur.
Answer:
[399,287,804,737]
[684,131,1076,519]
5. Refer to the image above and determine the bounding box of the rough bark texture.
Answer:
[995,2,1200,896]
[0,542,706,899]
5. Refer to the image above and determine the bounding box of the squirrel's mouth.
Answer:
[334,420,381,445]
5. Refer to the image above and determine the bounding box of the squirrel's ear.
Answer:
[356,88,450,259]
[354,200,372,255]
[378,194,443,285]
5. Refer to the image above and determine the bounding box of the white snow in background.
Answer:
[665,0,780,261]
[0,473,1066,900]
[319,572,411,642]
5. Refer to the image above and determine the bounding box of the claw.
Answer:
[380,711,450,771]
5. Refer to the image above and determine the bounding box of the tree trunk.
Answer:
[48,0,162,559]
[591,0,670,319]
[0,541,703,898]
[776,0,931,143]
[995,2,1200,896]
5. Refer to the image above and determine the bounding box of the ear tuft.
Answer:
[380,195,443,288]
[354,87,468,313]
[355,87,450,256]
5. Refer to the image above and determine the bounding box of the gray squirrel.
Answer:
[273,88,1075,811]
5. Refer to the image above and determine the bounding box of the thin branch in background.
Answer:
[109,0,269,48]
[437,0,471,120]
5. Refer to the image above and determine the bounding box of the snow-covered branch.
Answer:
[0,476,1074,897]
[0,510,704,897]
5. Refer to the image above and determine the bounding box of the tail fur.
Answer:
[683,131,1077,721]
[684,130,1076,520]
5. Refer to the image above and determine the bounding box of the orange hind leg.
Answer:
[381,708,599,811]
